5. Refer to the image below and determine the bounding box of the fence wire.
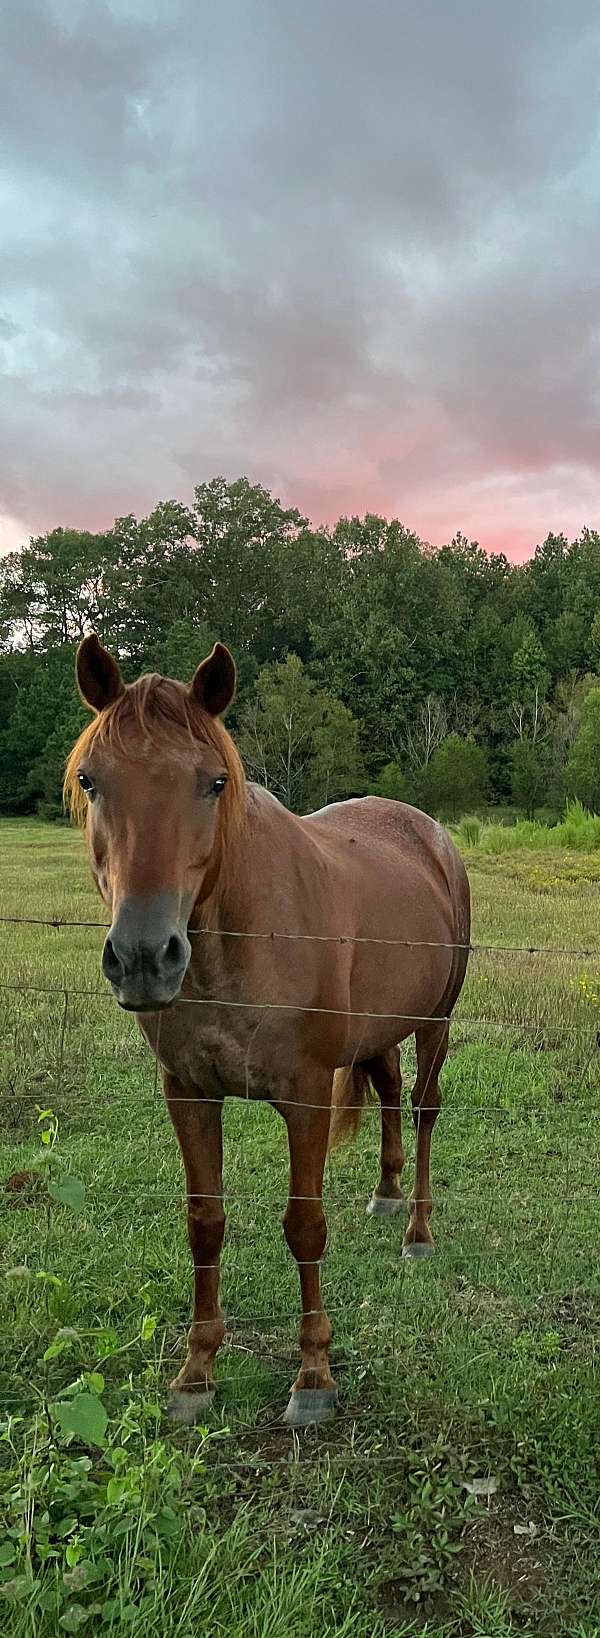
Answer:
[1,909,600,1452]
[2,908,600,959]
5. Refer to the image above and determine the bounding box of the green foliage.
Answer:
[0,1394,213,1633]
[149,618,219,683]
[52,1390,109,1447]
[566,688,600,811]
[368,761,412,802]
[2,480,600,822]
[420,733,489,818]
[389,1439,475,1605]
[588,608,600,671]
[509,736,549,819]
[48,1176,86,1212]
[511,625,549,706]
[460,798,600,854]
[238,653,366,811]
[0,649,83,810]
[455,814,482,847]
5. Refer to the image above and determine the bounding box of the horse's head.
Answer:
[66,636,244,1011]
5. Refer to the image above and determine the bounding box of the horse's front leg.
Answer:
[163,1072,225,1424]
[279,1074,337,1427]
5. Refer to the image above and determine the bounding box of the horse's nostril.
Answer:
[162,933,186,971]
[102,937,124,983]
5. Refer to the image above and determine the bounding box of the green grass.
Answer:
[1,818,600,1636]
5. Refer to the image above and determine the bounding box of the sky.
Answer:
[2,0,600,562]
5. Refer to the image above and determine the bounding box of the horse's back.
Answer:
[307,794,449,853]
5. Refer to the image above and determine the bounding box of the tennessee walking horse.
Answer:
[67,637,471,1427]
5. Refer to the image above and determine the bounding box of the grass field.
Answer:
[1,819,600,1637]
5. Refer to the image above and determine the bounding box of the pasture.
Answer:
[1,819,599,1637]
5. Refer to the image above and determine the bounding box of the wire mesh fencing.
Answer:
[1,910,600,1455]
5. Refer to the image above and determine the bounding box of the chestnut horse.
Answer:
[66,636,470,1427]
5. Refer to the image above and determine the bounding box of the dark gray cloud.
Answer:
[1,0,600,558]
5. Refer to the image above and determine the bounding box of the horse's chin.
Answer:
[114,993,181,1014]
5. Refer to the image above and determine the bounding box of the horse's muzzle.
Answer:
[102,895,192,1011]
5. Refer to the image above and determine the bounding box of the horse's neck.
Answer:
[196,785,308,942]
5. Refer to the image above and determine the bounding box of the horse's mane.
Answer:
[64,675,246,880]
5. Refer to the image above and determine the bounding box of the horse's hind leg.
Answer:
[403,1020,448,1260]
[366,1047,405,1217]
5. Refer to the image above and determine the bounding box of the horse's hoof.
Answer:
[167,1388,215,1424]
[402,1241,435,1260]
[283,1388,338,1428]
[366,1193,404,1216]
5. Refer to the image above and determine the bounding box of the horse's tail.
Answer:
[328,1064,370,1152]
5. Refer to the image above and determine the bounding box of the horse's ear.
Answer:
[76,634,124,713]
[189,643,236,717]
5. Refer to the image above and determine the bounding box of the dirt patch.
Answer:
[376,1487,556,1633]
[225,1408,369,1472]
[537,1288,600,1336]
[461,1492,554,1626]
[455,1281,519,1325]
[5,1168,45,1203]
[377,1580,453,1630]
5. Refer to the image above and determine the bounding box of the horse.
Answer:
[66,635,471,1427]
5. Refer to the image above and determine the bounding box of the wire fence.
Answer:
[2,908,600,957]
[2,909,600,1451]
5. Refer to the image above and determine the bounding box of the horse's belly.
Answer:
[338,940,455,1063]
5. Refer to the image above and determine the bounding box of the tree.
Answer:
[508,626,549,743]
[552,671,600,750]
[544,610,587,679]
[509,737,549,820]
[368,762,412,802]
[588,609,600,673]
[420,734,489,819]
[0,647,78,810]
[191,477,308,662]
[566,689,600,812]
[238,654,366,812]
[29,695,89,816]
[150,619,219,682]
[402,694,447,777]
[3,477,600,821]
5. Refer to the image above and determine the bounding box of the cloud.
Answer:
[1,0,599,558]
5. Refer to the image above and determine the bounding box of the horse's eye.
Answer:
[211,777,228,796]
[78,770,96,798]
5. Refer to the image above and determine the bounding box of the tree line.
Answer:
[1,476,600,821]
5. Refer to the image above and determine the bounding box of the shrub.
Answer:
[456,814,482,848]
[368,762,412,802]
[458,799,600,854]
[420,734,489,819]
